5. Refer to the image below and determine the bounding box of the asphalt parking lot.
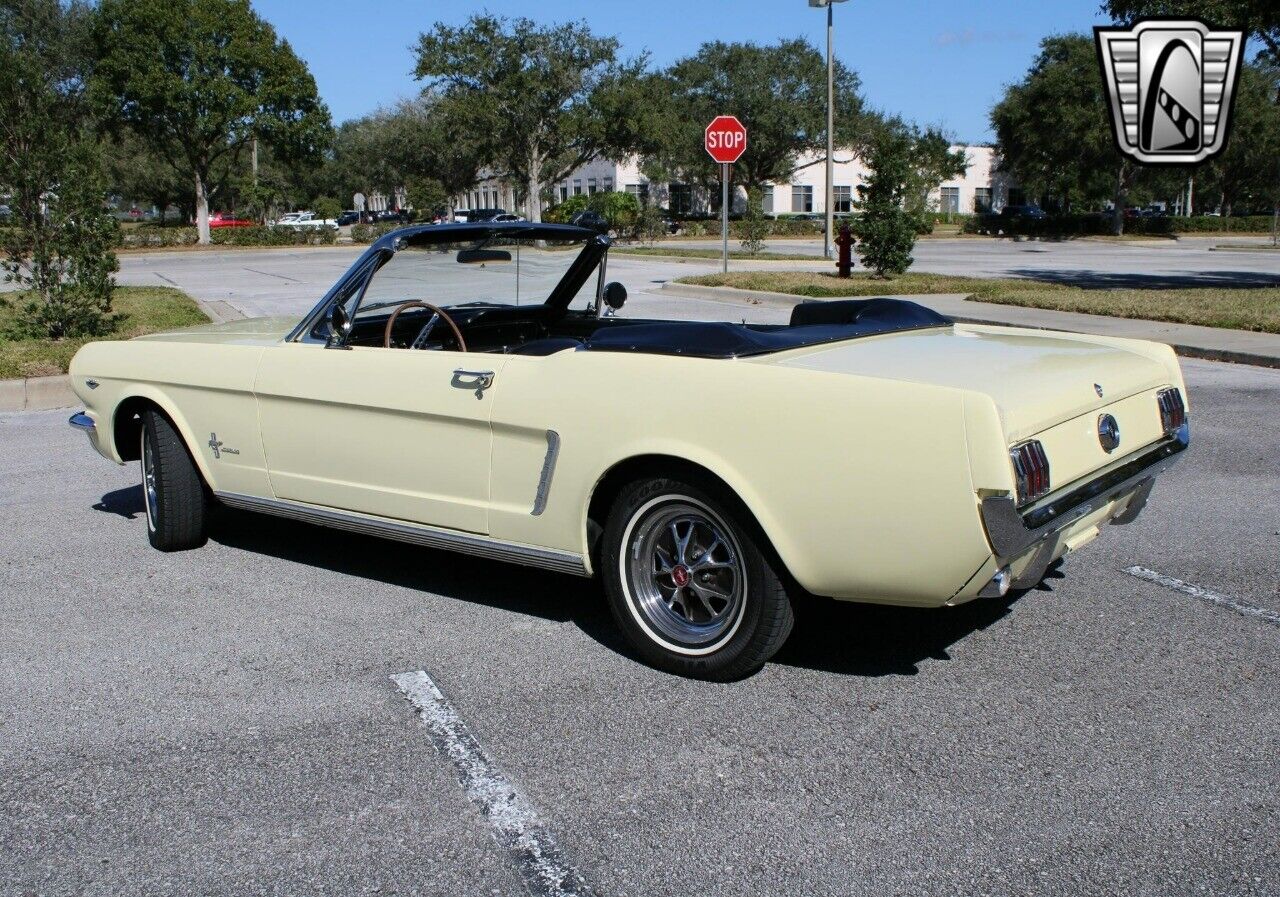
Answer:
[106,235,1280,321]
[2,349,1278,895]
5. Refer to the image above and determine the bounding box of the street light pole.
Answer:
[810,0,848,260]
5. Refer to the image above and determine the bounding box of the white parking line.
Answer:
[390,671,594,897]
[1123,566,1280,628]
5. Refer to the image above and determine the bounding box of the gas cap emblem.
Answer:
[1097,414,1121,453]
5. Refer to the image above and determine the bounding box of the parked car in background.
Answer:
[271,211,337,229]
[336,211,361,227]
[490,213,525,223]
[464,208,506,222]
[209,212,255,229]
[999,204,1047,222]
[568,209,610,234]
[66,220,1189,679]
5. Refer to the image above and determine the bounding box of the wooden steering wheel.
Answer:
[383,301,467,352]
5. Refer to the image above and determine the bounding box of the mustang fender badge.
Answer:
[1094,383,1104,398]
[207,432,240,459]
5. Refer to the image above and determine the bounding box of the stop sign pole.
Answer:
[705,116,747,273]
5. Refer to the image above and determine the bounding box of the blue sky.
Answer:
[255,0,1117,144]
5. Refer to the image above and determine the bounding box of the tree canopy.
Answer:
[413,14,645,222]
[991,34,1141,230]
[92,0,331,242]
[641,38,866,194]
[1102,0,1280,64]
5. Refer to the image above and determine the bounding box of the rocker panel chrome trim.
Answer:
[215,491,589,577]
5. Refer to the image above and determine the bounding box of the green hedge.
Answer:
[351,222,405,243]
[1169,215,1276,233]
[120,224,337,247]
[962,213,1276,237]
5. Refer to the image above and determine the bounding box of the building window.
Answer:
[791,185,813,213]
[573,180,583,196]
[762,186,774,215]
[559,185,569,204]
[670,184,695,215]
[587,178,597,195]
[974,187,992,213]
[834,186,852,213]
[940,186,961,214]
[602,177,613,193]
[625,183,650,204]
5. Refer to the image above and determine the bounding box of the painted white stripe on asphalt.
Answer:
[1123,566,1280,628]
[390,671,594,897]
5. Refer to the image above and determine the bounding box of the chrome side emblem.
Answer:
[207,432,240,459]
[85,379,100,390]
[1097,414,1121,453]
[1094,383,1104,398]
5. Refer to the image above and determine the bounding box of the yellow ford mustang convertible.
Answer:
[68,222,1189,679]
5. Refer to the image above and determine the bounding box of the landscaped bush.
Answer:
[119,224,338,247]
[962,212,1276,238]
[351,222,405,243]
[211,225,336,246]
[1169,215,1276,233]
[119,226,200,247]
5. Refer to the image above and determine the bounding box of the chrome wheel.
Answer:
[622,497,747,653]
[141,426,158,531]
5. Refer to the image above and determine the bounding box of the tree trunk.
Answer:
[194,169,211,244]
[1110,166,1127,236]
[526,151,542,224]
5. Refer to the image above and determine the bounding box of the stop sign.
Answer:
[705,115,747,164]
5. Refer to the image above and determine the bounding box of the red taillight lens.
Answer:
[1009,440,1051,507]
[1157,387,1186,434]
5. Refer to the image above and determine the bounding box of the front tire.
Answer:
[602,477,793,680]
[141,410,208,552]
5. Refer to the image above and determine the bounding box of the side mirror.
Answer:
[602,281,628,311]
[326,302,352,349]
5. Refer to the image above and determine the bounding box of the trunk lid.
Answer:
[769,323,1172,441]
[130,315,296,347]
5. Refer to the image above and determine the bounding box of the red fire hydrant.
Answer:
[835,223,854,278]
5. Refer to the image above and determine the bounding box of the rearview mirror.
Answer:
[457,248,512,264]
[326,302,352,349]
[603,281,628,310]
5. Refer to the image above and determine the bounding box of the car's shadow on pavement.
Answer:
[105,494,1054,680]
[205,505,631,655]
[94,484,146,519]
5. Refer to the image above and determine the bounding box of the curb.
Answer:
[614,251,826,265]
[658,282,1280,370]
[0,374,77,412]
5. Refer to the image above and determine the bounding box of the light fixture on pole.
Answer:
[809,0,849,260]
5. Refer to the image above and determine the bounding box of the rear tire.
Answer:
[141,410,207,552]
[602,477,793,680]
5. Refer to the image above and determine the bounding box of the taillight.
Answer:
[1010,439,1051,507]
[1157,387,1186,434]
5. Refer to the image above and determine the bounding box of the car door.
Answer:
[254,341,508,534]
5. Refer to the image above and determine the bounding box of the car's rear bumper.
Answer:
[979,422,1189,563]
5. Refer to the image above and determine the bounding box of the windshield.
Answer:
[352,237,596,319]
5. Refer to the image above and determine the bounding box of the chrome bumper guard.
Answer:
[68,411,99,452]
[980,423,1189,560]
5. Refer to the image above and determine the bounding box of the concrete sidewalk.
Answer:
[661,282,1280,369]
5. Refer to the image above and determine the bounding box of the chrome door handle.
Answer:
[452,368,496,396]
